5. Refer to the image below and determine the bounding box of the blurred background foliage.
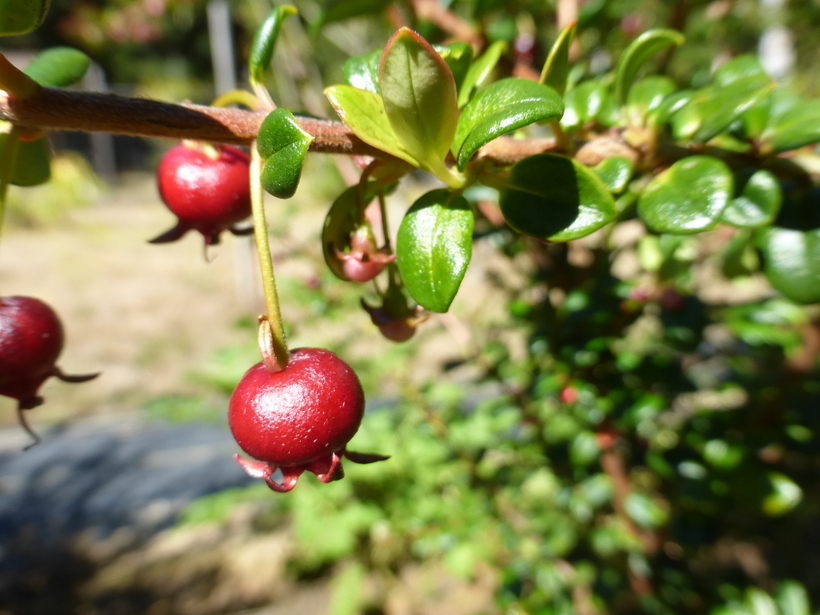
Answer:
[4,0,820,614]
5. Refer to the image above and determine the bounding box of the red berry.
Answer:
[229,348,386,492]
[149,142,253,246]
[0,296,98,446]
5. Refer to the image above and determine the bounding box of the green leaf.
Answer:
[614,28,685,105]
[713,54,767,87]
[626,76,676,126]
[342,48,381,94]
[433,42,473,91]
[638,156,733,234]
[672,74,773,142]
[323,183,378,281]
[721,169,781,228]
[539,21,577,96]
[380,28,459,177]
[745,588,778,615]
[0,131,50,187]
[762,472,802,516]
[23,47,90,87]
[499,153,617,242]
[325,85,419,166]
[561,81,609,129]
[0,0,49,36]
[256,108,314,199]
[592,156,633,193]
[624,493,668,529]
[249,5,297,86]
[764,100,820,152]
[452,78,563,170]
[458,40,507,107]
[396,189,474,313]
[758,226,820,305]
[775,582,810,615]
[649,89,694,127]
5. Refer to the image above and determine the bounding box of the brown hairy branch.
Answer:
[0,87,635,167]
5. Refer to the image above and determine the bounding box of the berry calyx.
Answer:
[149,142,253,246]
[0,296,99,447]
[228,347,387,492]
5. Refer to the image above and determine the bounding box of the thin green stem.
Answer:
[0,125,22,246]
[378,192,391,251]
[250,143,289,370]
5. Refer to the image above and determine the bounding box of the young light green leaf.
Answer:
[593,156,633,193]
[614,28,684,105]
[325,84,419,166]
[499,153,616,242]
[0,132,50,186]
[453,78,563,170]
[539,21,577,95]
[379,28,459,176]
[396,189,474,313]
[764,100,820,152]
[249,5,297,86]
[721,169,781,228]
[0,0,50,36]
[24,47,90,87]
[256,108,314,199]
[458,41,507,107]
[342,48,381,94]
[638,156,733,234]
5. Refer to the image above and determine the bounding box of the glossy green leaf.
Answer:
[396,189,474,313]
[458,41,507,107]
[24,47,90,88]
[626,76,676,126]
[539,21,577,96]
[593,156,633,193]
[499,153,616,242]
[638,156,733,234]
[722,169,781,228]
[672,74,773,142]
[325,85,419,166]
[775,581,810,615]
[453,78,563,170]
[648,89,694,127]
[614,28,685,105]
[561,81,609,129]
[256,108,314,199]
[342,48,381,94]
[322,183,379,281]
[714,54,767,87]
[0,0,49,36]
[624,493,668,529]
[745,588,778,615]
[380,28,459,175]
[433,43,473,91]
[758,226,820,305]
[765,100,820,152]
[762,472,802,516]
[0,132,50,186]
[249,5,297,85]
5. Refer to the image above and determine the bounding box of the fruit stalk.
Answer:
[250,143,289,370]
[0,124,22,243]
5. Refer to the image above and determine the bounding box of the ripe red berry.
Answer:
[229,347,386,492]
[149,142,253,246]
[0,296,98,446]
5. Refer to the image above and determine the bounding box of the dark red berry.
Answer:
[149,142,253,246]
[229,348,386,492]
[0,296,98,446]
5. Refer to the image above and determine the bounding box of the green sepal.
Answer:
[396,189,474,313]
[379,28,459,179]
[638,156,733,234]
[561,81,610,129]
[322,182,380,281]
[249,5,297,86]
[256,108,314,199]
[24,47,90,88]
[458,41,507,108]
[499,153,617,242]
[324,84,419,166]
[0,0,50,37]
[592,156,633,194]
[614,28,685,106]
[539,21,577,96]
[452,78,563,170]
[671,74,773,143]
[0,130,50,187]
[721,169,781,228]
